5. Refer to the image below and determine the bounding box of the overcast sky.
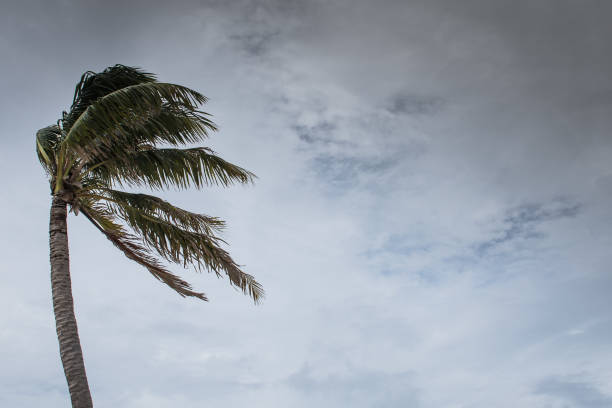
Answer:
[1,0,612,407]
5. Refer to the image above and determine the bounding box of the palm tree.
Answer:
[36,65,264,408]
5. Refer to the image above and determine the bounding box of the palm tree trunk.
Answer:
[50,196,94,408]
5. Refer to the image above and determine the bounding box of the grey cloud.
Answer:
[293,121,338,145]
[376,234,432,257]
[286,365,420,407]
[534,377,612,408]
[311,153,399,192]
[386,94,445,116]
[229,30,279,57]
[476,200,582,255]
[576,90,612,110]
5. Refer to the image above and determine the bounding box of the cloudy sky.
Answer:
[2,0,612,407]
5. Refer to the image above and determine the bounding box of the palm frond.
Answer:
[104,199,263,303]
[100,189,226,234]
[63,82,209,159]
[90,147,254,189]
[79,201,208,301]
[62,65,157,132]
[36,125,62,173]
[76,104,217,167]
[135,104,217,146]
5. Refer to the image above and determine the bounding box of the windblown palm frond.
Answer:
[36,125,62,174]
[80,201,209,301]
[64,82,210,156]
[62,65,157,132]
[37,64,263,303]
[88,147,254,189]
[101,190,226,234]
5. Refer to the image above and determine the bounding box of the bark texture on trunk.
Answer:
[50,197,94,408]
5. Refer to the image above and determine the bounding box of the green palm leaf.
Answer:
[63,64,157,132]
[36,125,62,173]
[63,82,208,158]
[101,189,226,234]
[80,202,208,301]
[104,195,263,302]
[90,147,254,189]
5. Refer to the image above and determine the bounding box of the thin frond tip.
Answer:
[80,204,208,301]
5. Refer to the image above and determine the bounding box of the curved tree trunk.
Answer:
[49,197,94,408]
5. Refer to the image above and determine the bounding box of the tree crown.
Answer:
[37,65,263,303]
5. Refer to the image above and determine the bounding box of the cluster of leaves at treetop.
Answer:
[36,65,263,303]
